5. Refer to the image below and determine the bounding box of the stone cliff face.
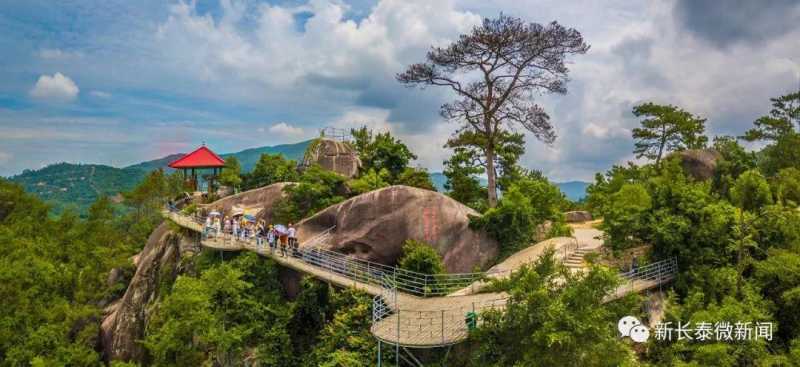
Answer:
[100,222,198,362]
[302,138,361,178]
[297,185,499,273]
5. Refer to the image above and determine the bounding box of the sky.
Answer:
[1,0,799,181]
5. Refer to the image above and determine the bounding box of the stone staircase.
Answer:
[563,247,595,269]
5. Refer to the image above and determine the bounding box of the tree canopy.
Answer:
[399,15,589,207]
[631,102,708,165]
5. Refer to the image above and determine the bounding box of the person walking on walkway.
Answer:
[267,225,276,253]
[256,221,265,250]
[279,232,288,257]
[288,223,297,255]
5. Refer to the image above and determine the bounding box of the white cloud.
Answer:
[90,90,111,98]
[268,122,304,136]
[0,151,11,164]
[29,73,79,102]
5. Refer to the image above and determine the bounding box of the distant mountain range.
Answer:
[8,140,313,215]
[428,172,589,201]
[8,138,589,215]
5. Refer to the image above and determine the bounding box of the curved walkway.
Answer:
[164,209,676,347]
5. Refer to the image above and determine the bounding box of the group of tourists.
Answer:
[203,213,299,257]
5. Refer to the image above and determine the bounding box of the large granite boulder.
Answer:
[302,138,361,178]
[565,211,592,223]
[672,149,722,181]
[100,223,193,362]
[296,185,498,273]
[198,182,292,223]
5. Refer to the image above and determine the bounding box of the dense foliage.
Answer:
[8,163,147,216]
[143,251,381,367]
[456,250,639,367]
[0,175,166,365]
[273,165,347,223]
[471,171,571,258]
[584,91,800,364]
[240,153,299,191]
[398,239,445,276]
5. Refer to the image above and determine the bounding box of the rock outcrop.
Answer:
[100,223,196,362]
[302,138,361,178]
[297,185,498,273]
[672,149,721,181]
[199,182,292,223]
[565,211,593,223]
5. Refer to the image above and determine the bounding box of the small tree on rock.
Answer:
[631,102,708,166]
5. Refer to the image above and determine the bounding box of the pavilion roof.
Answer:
[168,145,226,169]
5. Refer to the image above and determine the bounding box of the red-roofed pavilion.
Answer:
[168,145,226,192]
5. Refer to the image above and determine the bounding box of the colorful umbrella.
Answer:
[243,214,256,222]
[273,224,288,235]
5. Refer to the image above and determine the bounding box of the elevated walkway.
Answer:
[164,209,676,348]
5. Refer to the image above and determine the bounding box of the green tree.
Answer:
[350,126,417,180]
[731,169,773,212]
[711,136,757,197]
[742,91,800,142]
[471,173,569,258]
[241,153,298,190]
[347,168,390,194]
[395,166,436,191]
[398,239,445,275]
[601,183,652,251]
[123,169,182,219]
[585,163,646,217]
[631,102,708,165]
[445,130,526,195]
[305,289,377,367]
[399,15,589,207]
[218,156,242,190]
[759,132,800,176]
[465,251,636,367]
[286,279,333,361]
[774,167,800,207]
[273,165,347,223]
[443,148,488,211]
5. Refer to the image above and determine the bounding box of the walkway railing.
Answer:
[607,257,678,301]
[166,209,494,297]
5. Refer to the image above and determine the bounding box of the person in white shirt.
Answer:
[287,224,297,255]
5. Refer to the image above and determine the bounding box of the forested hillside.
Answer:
[8,141,312,216]
[8,163,147,216]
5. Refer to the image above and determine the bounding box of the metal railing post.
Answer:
[396,308,400,367]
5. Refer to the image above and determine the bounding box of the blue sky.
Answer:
[1,0,799,180]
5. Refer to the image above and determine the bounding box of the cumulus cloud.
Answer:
[267,122,304,136]
[29,73,79,102]
[153,0,479,131]
[4,0,800,181]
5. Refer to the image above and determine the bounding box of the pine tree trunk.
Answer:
[486,145,498,208]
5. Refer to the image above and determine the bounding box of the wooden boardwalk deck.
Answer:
[164,210,675,348]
